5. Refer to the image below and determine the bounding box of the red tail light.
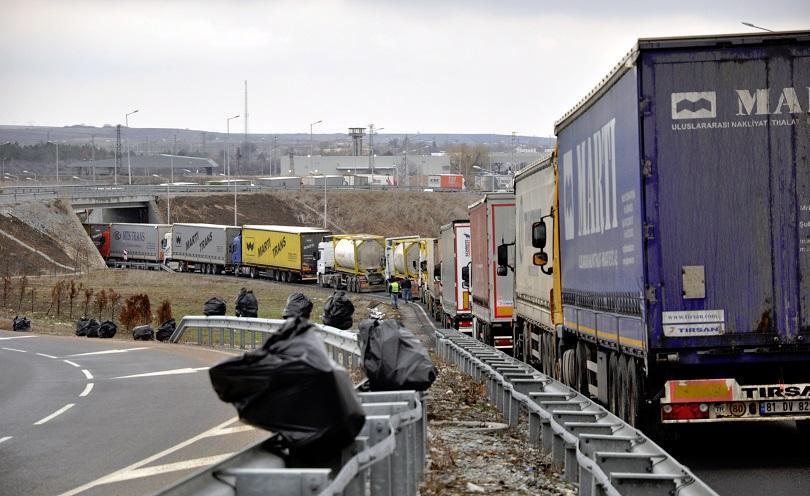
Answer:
[494,337,513,348]
[458,320,472,328]
[661,402,710,421]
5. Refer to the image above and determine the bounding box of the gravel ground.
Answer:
[419,357,576,495]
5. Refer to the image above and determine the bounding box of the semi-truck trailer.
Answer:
[515,31,810,428]
[439,220,472,332]
[317,234,386,292]
[469,192,515,353]
[109,223,171,262]
[238,225,330,281]
[418,237,437,304]
[511,155,563,379]
[164,223,241,275]
[385,235,423,297]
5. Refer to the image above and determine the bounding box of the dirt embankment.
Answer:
[0,199,105,276]
[159,190,480,237]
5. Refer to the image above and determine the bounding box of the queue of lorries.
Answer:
[84,32,810,431]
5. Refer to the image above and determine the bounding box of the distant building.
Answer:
[280,154,451,177]
[65,154,220,177]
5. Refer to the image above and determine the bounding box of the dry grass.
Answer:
[0,268,385,338]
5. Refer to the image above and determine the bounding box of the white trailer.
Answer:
[164,223,241,275]
[439,220,472,332]
[109,223,171,262]
[317,234,386,292]
[469,192,515,352]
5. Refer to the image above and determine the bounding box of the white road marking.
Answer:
[0,436,12,444]
[33,403,75,425]
[36,352,58,358]
[204,424,255,437]
[81,369,94,380]
[2,347,27,353]
[68,347,150,357]
[62,360,80,368]
[112,367,209,379]
[100,453,236,483]
[57,417,240,496]
[0,335,37,341]
[79,383,94,397]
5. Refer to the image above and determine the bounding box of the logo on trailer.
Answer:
[246,241,255,252]
[671,92,717,119]
[175,235,182,246]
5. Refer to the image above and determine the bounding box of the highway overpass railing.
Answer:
[163,316,426,496]
[435,327,719,496]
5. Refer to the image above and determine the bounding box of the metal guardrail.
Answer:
[163,316,427,496]
[0,183,469,204]
[436,327,718,496]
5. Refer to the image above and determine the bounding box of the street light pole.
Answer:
[309,120,322,174]
[55,141,59,185]
[125,109,139,185]
[227,114,240,226]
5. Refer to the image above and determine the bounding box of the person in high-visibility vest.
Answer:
[389,278,400,309]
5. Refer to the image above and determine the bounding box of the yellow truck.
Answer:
[238,225,330,282]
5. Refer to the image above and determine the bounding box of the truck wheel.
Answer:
[608,352,619,414]
[250,267,256,279]
[561,348,576,387]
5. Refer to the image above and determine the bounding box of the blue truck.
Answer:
[522,31,810,429]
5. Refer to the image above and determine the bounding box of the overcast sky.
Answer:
[1,0,807,137]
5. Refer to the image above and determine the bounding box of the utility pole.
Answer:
[227,114,240,226]
[244,80,249,167]
[368,123,375,190]
[91,134,96,183]
[125,109,139,185]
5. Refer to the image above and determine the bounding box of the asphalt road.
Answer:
[0,330,266,495]
[663,421,810,495]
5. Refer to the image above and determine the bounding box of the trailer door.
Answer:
[643,40,810,347]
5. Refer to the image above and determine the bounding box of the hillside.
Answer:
[158,190,481,237]
[0,199,105,276]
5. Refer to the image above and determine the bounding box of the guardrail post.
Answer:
[564,442,578,483]
[541,418,553,454]
[528,411,542,447]
[368,417,392,496]
[551,431,565,470]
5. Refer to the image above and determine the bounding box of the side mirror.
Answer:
[313,251,320,261]
[420,260,427,271]
[461,266,470,285]
[533,251,549,267]
[497,243,508,267]
[496,265,507,277]
[532,221,547,249]
[412,260,417,270]
[433,263,441,278]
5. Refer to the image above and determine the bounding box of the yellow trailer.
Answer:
[240,225,330,282]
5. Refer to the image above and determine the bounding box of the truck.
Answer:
[109,223,171,262]
[511,154,563,379]
[163,223,241,275]
[417,237,437,303]
[83,223,111,259]
[317,234,386,292]
[515,32,810,429]
[384,236,422,296]
[469,192,515,353]
[238,225,330,281]
[439,220,472,332]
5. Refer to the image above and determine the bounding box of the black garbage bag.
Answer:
[156,319,176,342]
[322,291,354,330]
[98,320,117,338]
[132,325,154,341]
[358,318,437,391]
[235,288,258,318]
[75,318,99,337]
[13,316,31,332]
[282,293,312,319]
[204,297,227,316]
[209,316,365,463]
[84,320,101,338]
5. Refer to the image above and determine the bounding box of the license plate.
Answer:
[760,400,810,415]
